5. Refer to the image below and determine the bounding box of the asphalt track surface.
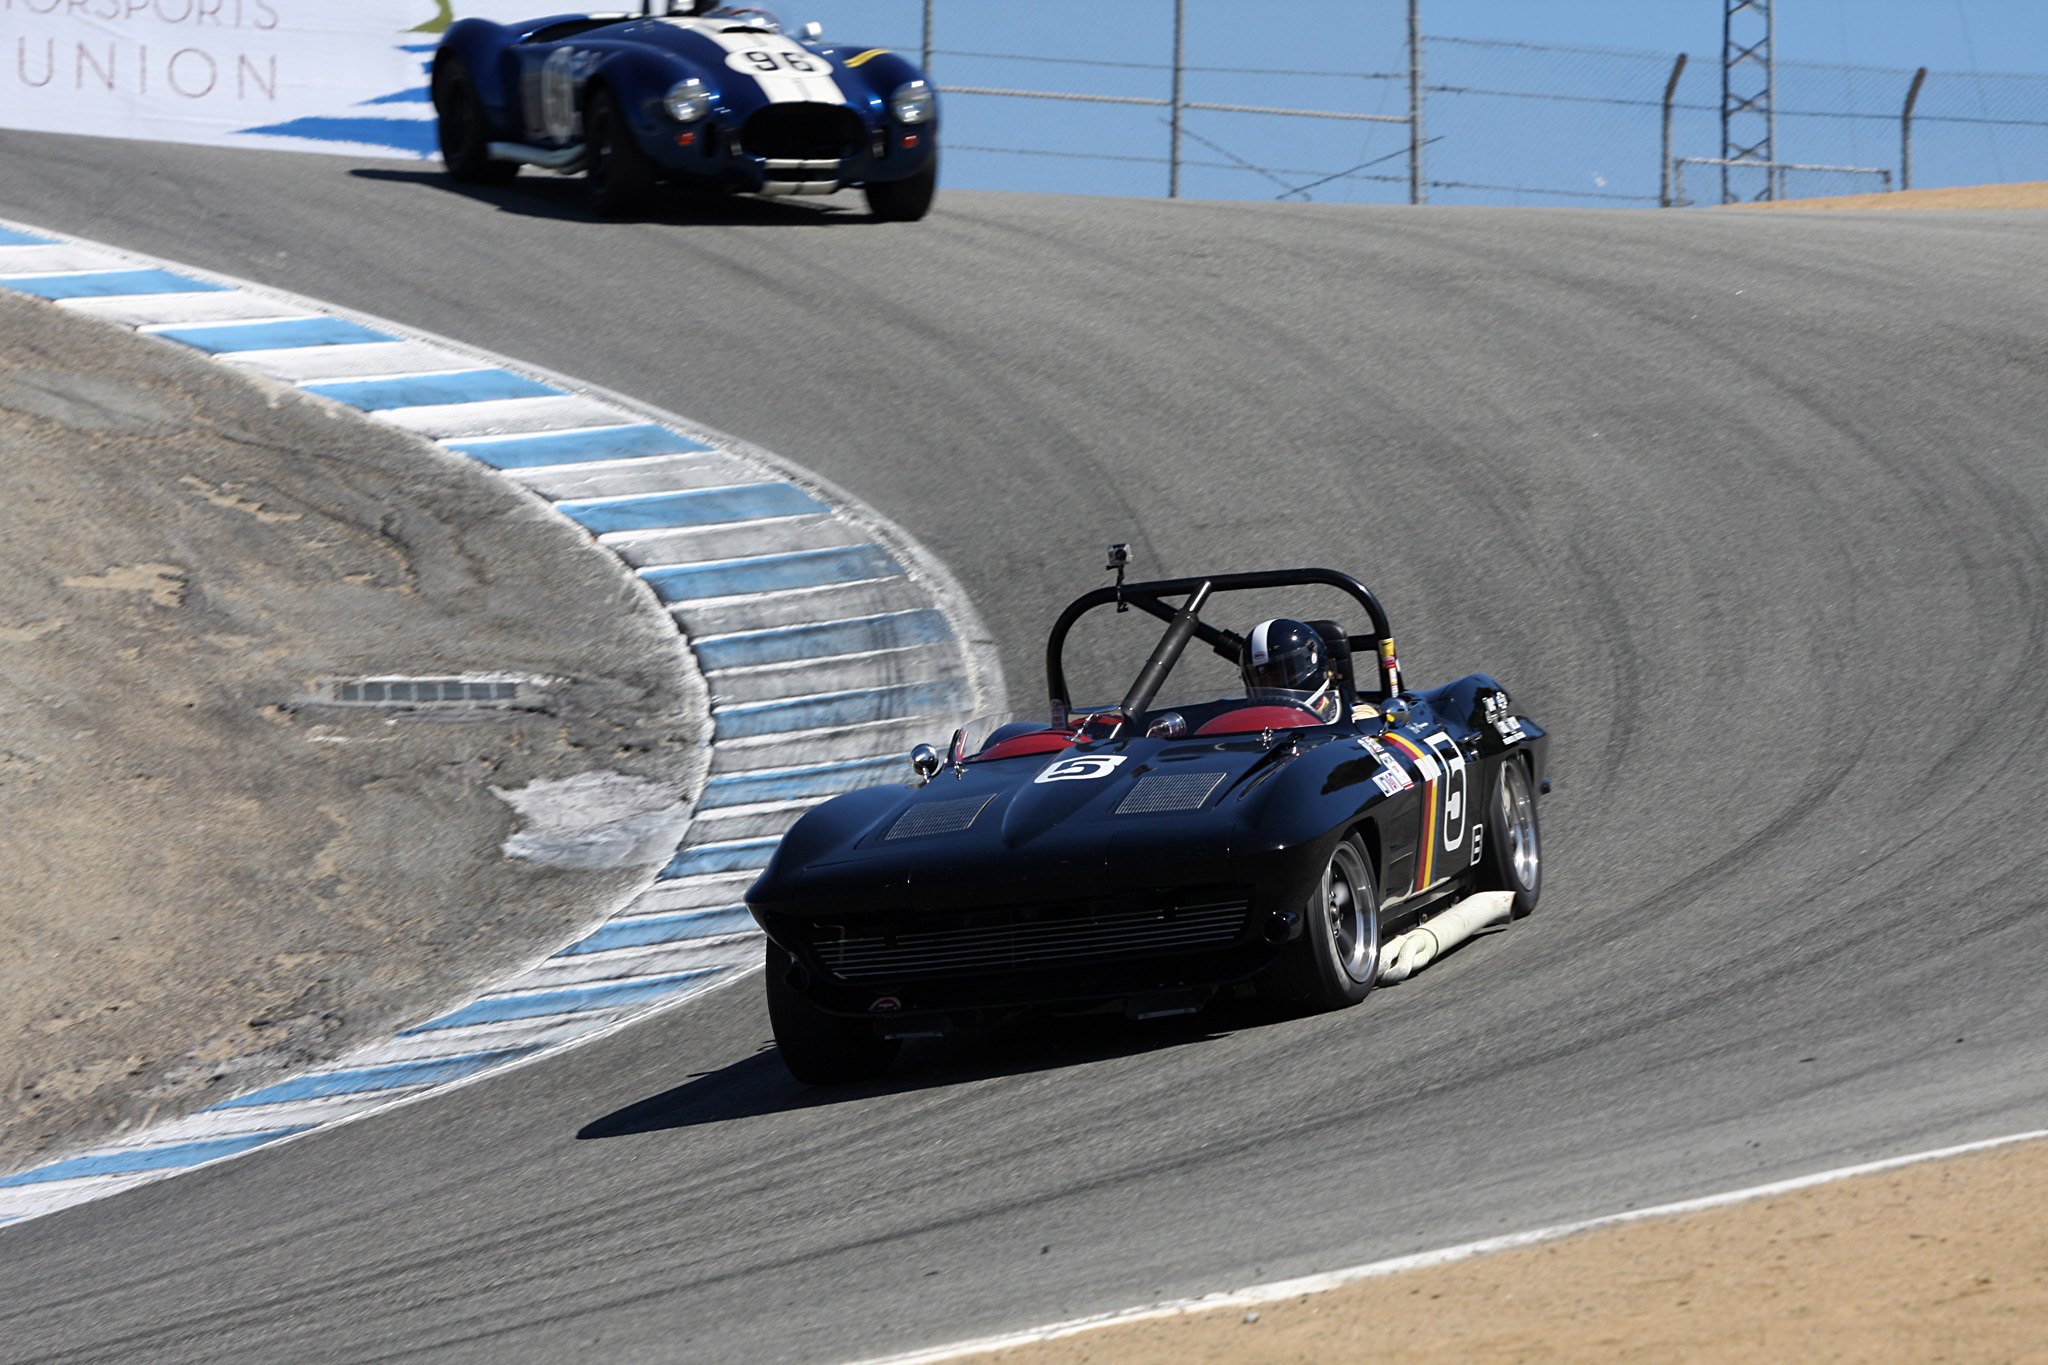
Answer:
[3,132,2047,1364]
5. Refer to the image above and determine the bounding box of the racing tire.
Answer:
[1476,758,1541,918]
[433,58,517,185]
[765,941,900,1086]
[585,85,660,218]
[864,153,937,222]
[1262,835,1381,1011]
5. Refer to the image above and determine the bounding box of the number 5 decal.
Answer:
[1424,732,1468,853]
[1034,754,1129,784]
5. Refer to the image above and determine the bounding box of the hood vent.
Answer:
[1115,771,1228,814]
[886,793,996,840]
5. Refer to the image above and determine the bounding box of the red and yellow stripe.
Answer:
[1381,732,1437,892]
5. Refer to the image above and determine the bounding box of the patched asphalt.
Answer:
[0,131,2045,1365]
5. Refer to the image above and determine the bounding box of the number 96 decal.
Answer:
[1034,755,1128,784]
[728,49,825,75]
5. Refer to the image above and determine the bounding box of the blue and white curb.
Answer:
[0,219,1004,1228]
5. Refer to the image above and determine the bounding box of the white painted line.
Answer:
[839,1128,2048,1365]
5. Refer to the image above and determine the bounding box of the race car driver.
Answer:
[1241,618,1343,722]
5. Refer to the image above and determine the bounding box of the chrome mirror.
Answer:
[910,743,940,784]
[800,20,823,39]
[1380,694,1412,728]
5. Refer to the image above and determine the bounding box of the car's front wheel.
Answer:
[864,152,937,222]
[433,57,516,185]
[1262,835,1381,1010]
[1476,758,1541,917]
[765,941,900,1085]
[585,84,659,218]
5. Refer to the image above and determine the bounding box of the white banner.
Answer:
[1,0,555,159]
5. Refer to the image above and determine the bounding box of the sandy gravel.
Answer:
[1730,180,2048,210]
[953,1137,2048,1364]
[0,292,704,1177]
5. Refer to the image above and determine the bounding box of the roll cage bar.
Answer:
[1044,568,1400,723]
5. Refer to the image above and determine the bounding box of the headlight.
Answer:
[889,80,935,125]
[663,78,712,123]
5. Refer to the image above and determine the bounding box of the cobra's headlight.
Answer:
[663,77,712,123]
[889,80,935,125]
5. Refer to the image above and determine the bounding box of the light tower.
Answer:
[1721,0,1777,202]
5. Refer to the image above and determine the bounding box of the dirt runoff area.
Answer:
[949,1137,2048,1364]
[0,289,705,1178]
[1731,180,2048,210]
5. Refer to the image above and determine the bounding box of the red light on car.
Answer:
[676,131,696,146]
[903,134,920,149]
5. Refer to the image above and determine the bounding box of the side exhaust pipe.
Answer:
[487,141,587,171]
[1377,890,1514,984]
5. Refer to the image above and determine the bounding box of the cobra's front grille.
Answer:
[741,103,865,162]
[812,894,1251,981]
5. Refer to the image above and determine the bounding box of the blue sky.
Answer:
[774,1,2048,203]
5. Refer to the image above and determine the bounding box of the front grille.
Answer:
[812,894,1251,981]
[741,103,865,162]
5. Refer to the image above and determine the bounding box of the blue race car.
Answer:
[432,3,938,219]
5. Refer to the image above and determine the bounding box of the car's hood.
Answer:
[749,733,1336,914]
[626,17,860,105]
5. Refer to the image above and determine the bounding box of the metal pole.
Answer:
[1901,66,1927,191]
[1408,0,1426,205]
[921,0,933,75]
[1765,0,1779,198]
[1168,0,1185,197]
[1661,52,1688,207]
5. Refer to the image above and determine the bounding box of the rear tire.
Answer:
[765,941,899,1085]
[1477,758,1541,918]
[433,57,516,185]
[864,153,937,222]
[586,85,659,218]
[1262,835,1380,1011]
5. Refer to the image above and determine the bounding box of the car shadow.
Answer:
[576,999,1271,1139]
[349,167,875,227]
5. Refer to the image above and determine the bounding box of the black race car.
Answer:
[746,564,1548,1083]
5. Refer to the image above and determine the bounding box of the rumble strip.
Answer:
[0,219,1002,1228]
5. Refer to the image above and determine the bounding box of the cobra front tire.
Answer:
[433,58,517,185]
[765,941,900,1086]
[1262,835,1381,1011]
[1476,758,1541,918]
[864,153,937,222]
[585,85,660,218]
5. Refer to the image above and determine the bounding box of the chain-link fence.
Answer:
[917,17,2047,206]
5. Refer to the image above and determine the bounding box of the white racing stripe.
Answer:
[840,1127,2048,1365]
[662,17,848,105]
[0,219,1002,1227]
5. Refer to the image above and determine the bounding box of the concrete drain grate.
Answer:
[309,675,549,708]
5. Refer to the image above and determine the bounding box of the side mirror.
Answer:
[910,744,940,783]
[1380,694,1412,729]
[800,20,823,39]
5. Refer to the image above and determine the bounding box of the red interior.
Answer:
[1194,703,1324,736]
[972,730,1077,761]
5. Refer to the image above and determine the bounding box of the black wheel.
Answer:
[864,152,937,222]
[1262,835,1381,1011]
[1477,758,1541,918]
[432,57,516,185]
[585,84,659,218]
[765,941,899,1085]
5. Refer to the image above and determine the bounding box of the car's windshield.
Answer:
[956,687,1373,762]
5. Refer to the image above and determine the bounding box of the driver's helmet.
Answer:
[1242,618,1339,716]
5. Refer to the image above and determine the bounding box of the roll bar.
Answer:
[1044,567,1400,715]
